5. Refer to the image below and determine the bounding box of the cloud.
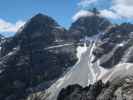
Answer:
[101,0,133,19]
[76,0,133,20]
[100,9,120,19]
[72,0,98,21]
[113,0,133,6]
[72,10,94,21]
[78,0,97,8]
[0,19,25,33]
[111,0,133,19]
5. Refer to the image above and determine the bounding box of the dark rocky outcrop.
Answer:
[0,13,77,100]
[57,76,133,100]
[57,80,106,100]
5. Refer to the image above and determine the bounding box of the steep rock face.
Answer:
[93,23,133,68]
[0,14,77,100]
[69,15,111,40]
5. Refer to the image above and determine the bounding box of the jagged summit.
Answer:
[11,13,68,51]
[32,13,45,18]
[28,13,58,26]
[69,12,111,40]
[17,13,58,35]
[15,13,59,36]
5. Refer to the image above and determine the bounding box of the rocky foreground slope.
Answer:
[57,63,133,100]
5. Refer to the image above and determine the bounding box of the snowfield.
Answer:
[44,34,133,100]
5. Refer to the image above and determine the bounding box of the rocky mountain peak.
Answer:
[16,13,59,36]
[0,13,68,57]
[69,13,111,40]
[28,13,58,27]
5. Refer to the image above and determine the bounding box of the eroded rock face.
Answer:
[0,14,77,100]
[57,76,133,100]
[93,23,133,68]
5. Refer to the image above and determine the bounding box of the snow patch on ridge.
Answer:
[77,43,87,61]
[87,34,101,85]
[88,41,97,84]
[97,66,109,81]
